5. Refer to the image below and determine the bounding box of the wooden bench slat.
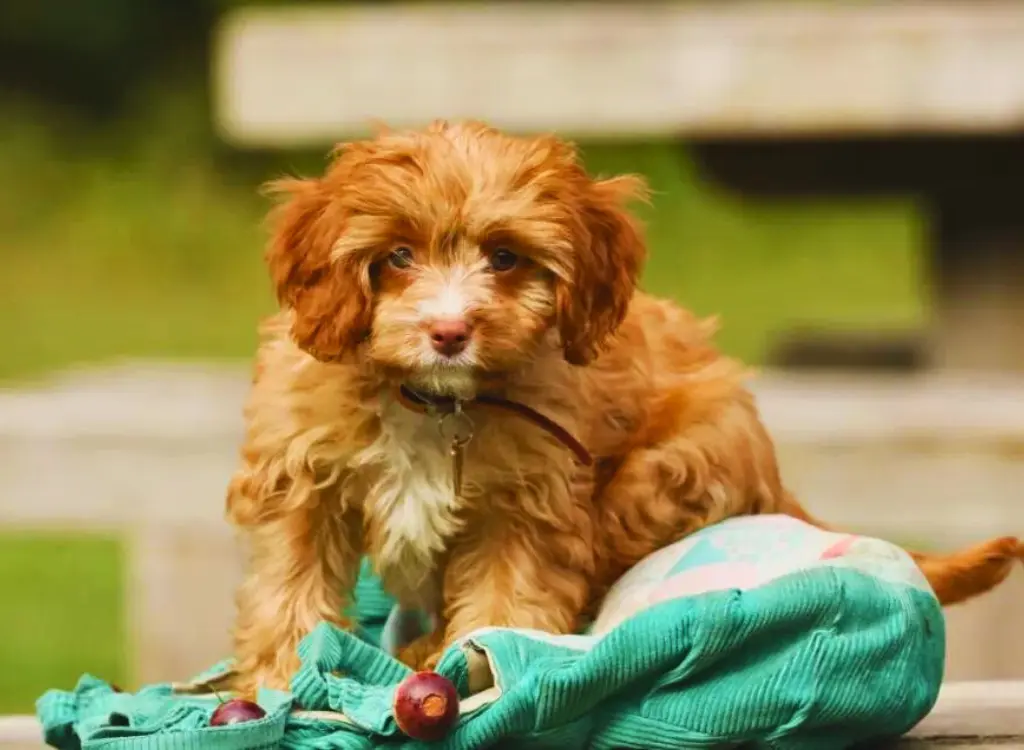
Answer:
[213,1,1024,145]
[4,681,1024,747]
[905,681,1024,743]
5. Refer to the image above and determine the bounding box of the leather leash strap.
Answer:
[396,384,593,466]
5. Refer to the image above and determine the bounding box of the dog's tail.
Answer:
[777,492,1023,606]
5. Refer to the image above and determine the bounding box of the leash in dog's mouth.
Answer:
[395,384,594,470]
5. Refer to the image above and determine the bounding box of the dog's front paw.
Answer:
[420,649,442,671]
[396,630,445,671]
[230,651,299,699]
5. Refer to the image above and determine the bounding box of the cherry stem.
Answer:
[200,680,226,705]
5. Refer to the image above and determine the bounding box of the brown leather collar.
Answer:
[396,384,593,466]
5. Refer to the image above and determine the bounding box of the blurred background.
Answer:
[1,0,1022,718]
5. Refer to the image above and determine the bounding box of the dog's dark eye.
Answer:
[489,248,519,272]
[388,246,414,269]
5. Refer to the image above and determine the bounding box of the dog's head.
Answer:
[265,120,647,396]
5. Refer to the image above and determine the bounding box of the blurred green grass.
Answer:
[0,94,927,711]
[0,533,124,714]
[0,95,927,383]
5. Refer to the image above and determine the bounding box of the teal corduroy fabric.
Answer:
[37,515,945,749]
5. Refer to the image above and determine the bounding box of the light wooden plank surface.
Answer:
[900,681,1024,747]
[0,715,39,749]
[212,0,1024,145]
[4,681,1023,747]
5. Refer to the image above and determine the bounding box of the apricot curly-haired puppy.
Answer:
[226,120,1021,694]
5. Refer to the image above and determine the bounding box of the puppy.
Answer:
[226,120,1021,695]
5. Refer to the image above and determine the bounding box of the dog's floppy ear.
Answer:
[263,177,373,362]
[557,175,648,365]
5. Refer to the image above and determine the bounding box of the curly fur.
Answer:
[226,120,1022,695]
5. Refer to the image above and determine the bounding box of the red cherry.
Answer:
[210,698,266,726]
[393,671,459,741]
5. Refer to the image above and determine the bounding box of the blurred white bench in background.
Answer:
[214,0,1024,373]
[1,363,1021,686]
[214,1,1024,142]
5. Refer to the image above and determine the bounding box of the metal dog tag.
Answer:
[450,440,465,499]
[438,401,474,498]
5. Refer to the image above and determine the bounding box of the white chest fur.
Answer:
[353,399,465,607]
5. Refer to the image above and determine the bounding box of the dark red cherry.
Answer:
[393,671,459,741]
[210,698,266,726]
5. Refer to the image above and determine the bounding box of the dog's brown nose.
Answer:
[428,318,472,356]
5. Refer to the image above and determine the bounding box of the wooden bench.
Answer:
[213,0,1024,373]
[2,363,1022,687]
[0,363,247,685]
[3,681,1023,747]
